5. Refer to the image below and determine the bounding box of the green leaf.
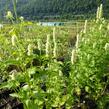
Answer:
[10,93,22,98]
[28,67,36,75]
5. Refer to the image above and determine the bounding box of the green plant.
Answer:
[1,4,109,109]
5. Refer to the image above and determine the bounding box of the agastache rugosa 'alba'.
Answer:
[83,20,87,34]
[53,27,57,58]
[71,49,76,64]
[27,44,33,56]
[11,34,17,46]
[46,35,50,57]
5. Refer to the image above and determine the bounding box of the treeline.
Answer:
[0,0,109,20]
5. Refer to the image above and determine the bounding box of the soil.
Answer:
[0,89,23,109]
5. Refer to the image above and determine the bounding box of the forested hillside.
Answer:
[0,0,109,20]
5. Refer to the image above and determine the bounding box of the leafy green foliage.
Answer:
[1,6,109,109]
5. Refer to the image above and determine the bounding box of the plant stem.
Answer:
[12,0,18,21]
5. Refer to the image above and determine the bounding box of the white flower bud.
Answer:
[27,44,33,56]
[99,24,102,30]
[96,7,100,19]
[0,24,3,30]
[75,34,79,49]
[19,16,24,22]
[46,35,50,57]
[104,43,109,51]
[71,49,76,64]
[59,70,63,76]
[6,11,13,19]
[53,42,57,58]
[11,34,17,46]
[83,20,87,34]
[53,27,57,58]
[9,73,15,80]
[37,39,41,51]
[99,4,103,19]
